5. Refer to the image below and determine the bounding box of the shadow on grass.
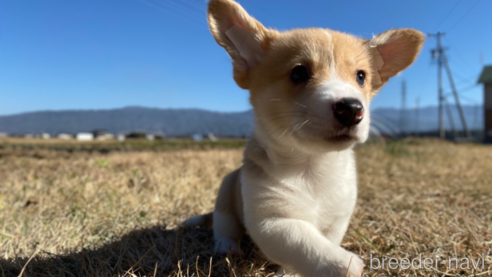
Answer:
[0,226,274,277]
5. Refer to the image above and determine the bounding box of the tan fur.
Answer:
[367,29,425,94]
[214,169,244,227]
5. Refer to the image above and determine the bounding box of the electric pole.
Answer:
[428,32,471,139]
[429,32,445,139]
[415,97,420,137]
[442,52,472,138]
[444,97,458,138]
[400,80,406,136]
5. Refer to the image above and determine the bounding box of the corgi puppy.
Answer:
[183,0,424,276]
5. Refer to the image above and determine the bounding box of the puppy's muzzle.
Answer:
[333,98,364,127]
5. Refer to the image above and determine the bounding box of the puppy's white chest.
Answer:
[279,163,358,230]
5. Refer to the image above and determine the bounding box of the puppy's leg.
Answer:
[181,212,213,228]
[213,210,243,255]
[275,266,301,277]
[247,218,363,277]
[324,215,352,246]
[213,169,244,255]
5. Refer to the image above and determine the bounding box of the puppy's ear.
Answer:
[367,29,424,93]
[208,0,277,89]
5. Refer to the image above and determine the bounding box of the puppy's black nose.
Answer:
[333,98,364,127]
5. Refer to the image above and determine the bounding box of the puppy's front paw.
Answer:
[343,253,364,277]
[214,237,243,256]
[274,267,301,277]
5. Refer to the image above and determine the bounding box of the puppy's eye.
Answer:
[290,65,310,84]
[356,70,366,87]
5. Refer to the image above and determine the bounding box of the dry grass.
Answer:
[0,138,491,276]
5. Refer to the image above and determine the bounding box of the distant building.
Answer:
[76,133,94,141]
[207,133,218,142]
[478,65,492,141]
[24,134,34,139]
[192,134,203,142]
[117,134,126,142]
[0,132,8,138]
[57,133,73,140]
[41,133,51,139]
[96,133,115,141]
[146,134,155,141]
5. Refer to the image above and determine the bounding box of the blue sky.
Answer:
[0,0,490,116]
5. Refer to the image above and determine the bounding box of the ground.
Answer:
[0,138,491,276]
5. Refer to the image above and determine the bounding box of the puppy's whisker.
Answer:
[268,115,305,122]
[290,119,310,135]
[294,102,307,108]
[279,128,289,138]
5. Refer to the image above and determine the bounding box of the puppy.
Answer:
[183,0,424,276]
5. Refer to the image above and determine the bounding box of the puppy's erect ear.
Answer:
[367,29,424,93]
[208,0,277,89]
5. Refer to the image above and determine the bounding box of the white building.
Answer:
[96,133,115,141]
[57,133,73,140]
[76,133,94,141]
[146,134,155,141]
[192,134,203,141]
[41,133,51,139]
[208,133,218,142]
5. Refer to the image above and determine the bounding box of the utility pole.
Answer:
[442,52,472,138]
[429,32,472,139]
[415,97,420,137]
[474,104,479,131]
[444,98,458,138]
[400,80,406,136]
[428,32,445,139]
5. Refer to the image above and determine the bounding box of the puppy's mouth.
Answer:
[325,133,355,142]
[323,128,359,143]
[293,122,360,144]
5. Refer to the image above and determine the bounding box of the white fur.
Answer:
[301,80,371,144]
[325,30,340,82]
[239,133,363,277]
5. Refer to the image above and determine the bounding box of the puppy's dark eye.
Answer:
[356,70,366,87]
[290,65,310,84]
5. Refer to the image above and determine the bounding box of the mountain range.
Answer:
[0,105,483,137]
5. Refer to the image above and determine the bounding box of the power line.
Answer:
[444,84,480,96]
[444,69,480,86]
[446,0,481,32]
[136,0,207,30]
[432,0,462,32]
[181,0,206,11]
[156,0,206,22]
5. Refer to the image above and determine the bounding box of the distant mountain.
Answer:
[0,107,254,137]
[0,105,483,137]
[372,105,483,134]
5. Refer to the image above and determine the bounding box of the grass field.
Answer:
[0,138,491,276]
